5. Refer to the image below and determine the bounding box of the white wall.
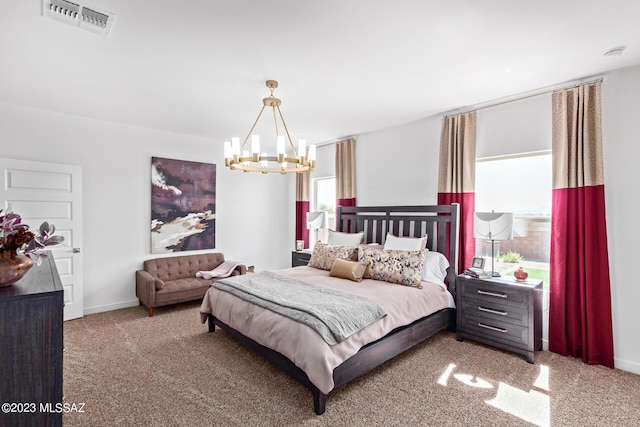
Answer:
[0,102,292,314]
[357,118,442,206]
[601,65,640,375]
[309,115,442,208]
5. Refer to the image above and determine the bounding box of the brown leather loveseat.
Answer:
[136,252,246,316]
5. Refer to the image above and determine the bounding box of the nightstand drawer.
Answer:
[459,279,529,306]
[291,251,312,267]
[460,313,529,349]
[459,296,529,327]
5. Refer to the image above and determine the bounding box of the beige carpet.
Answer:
[62,301,640,426]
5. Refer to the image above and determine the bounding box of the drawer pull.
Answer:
[478,306,507,316]
[478,289,507,298]
[478,323,507,333]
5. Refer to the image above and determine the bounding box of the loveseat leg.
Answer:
[148,307,154,317]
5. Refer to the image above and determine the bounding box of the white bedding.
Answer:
[200,266,453,394]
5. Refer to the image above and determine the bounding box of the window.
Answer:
[475,152,551,286]
[312,177,336,240]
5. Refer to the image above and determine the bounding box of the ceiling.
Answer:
[2,0,640,145]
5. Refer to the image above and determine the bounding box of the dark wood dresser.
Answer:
[456,274,542,363]
[291,250,312,267]
[0,254,64,427]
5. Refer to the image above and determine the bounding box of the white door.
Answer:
[0,158,83,320]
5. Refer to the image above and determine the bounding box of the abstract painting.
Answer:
[150,157,216,253]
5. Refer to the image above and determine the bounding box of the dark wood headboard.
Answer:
[336,204,460,292]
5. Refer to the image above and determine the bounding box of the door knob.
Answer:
[73,248,81,253]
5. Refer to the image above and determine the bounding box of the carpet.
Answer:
[62,301,640,426]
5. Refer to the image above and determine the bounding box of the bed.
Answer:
[200,204,460,414]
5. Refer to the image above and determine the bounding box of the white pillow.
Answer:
[421,251,450,286]
[327,230,364,246]
[383,233,428,251]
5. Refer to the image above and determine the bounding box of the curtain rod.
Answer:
[316,135,357,148]
[443,75,605,117]
[318,74,605,143]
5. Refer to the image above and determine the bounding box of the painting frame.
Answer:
[150,156,216,253]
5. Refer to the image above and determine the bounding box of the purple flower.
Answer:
[0,209,64,265]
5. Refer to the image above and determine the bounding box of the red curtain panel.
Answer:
[549,81,614,368]
[438,112,476,273]
[296,171,310,248]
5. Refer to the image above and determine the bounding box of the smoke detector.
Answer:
[42,0,115,35]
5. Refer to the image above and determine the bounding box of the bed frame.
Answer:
[207,204,460,414]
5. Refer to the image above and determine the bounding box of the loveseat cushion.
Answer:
[155,278,213,305]
[156,277,213,291]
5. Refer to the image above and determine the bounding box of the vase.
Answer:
[0,252,34,286]
[514,266,528,282]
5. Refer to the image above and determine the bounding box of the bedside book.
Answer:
[463,268,491,279]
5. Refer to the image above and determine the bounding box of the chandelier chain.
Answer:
[276,105,298,158]
[271,106,280,144]
[240,104,267,151]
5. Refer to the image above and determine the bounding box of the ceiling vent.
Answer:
[42,0,115,35]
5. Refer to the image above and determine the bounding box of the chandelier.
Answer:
[223,80,316,174]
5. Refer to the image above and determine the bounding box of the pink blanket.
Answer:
[196,260,245,279]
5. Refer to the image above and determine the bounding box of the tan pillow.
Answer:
[329,258,370,282]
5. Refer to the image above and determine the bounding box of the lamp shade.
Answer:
[306,211,327,230]
[473,212,513,241]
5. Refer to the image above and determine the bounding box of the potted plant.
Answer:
[0,209,64,286]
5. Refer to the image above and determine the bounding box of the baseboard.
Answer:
[614,357,640,375]
[83,299,140,316]
[541,339,638,375]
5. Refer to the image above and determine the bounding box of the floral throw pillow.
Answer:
[358,246,426,288]
[308,242,359,271]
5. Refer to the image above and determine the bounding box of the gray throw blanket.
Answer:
[214,271,386,345]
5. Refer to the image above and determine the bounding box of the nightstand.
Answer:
[456,275,542,363]
[291,250,312,267]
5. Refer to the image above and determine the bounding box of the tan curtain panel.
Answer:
[336,138,356,206]
[551,81,604,189]
[437,111,476,274]
[438,112,477,193]
[296,170,310,202]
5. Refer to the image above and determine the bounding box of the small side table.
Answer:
[456,274,543,363]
